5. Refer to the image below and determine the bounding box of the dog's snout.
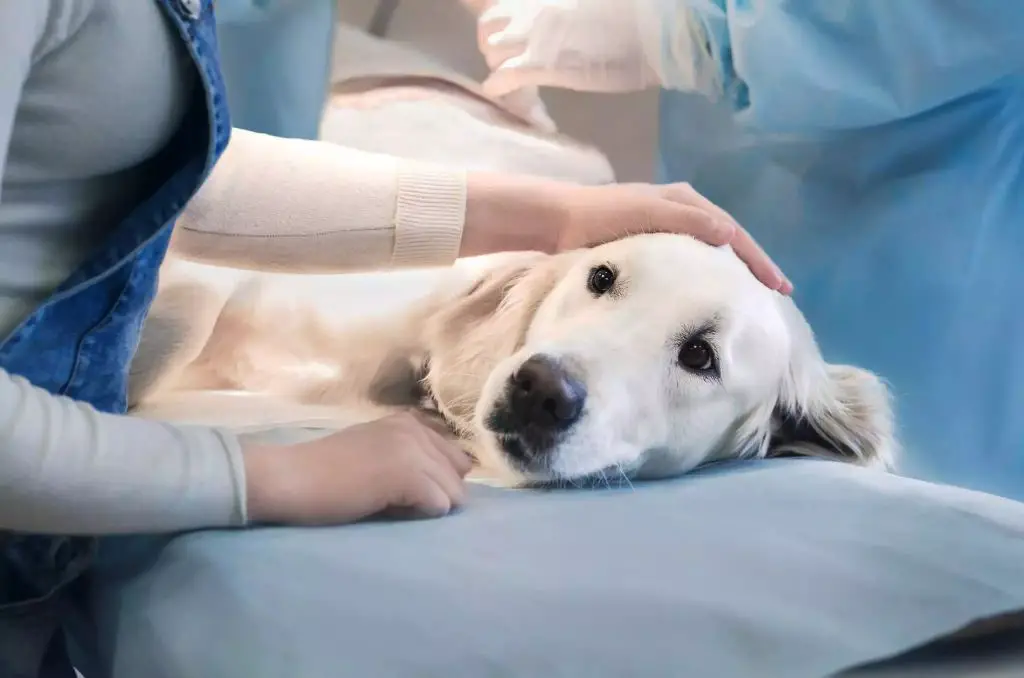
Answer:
[508,355,586,434]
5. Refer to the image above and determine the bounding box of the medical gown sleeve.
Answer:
[675,0,1024,131]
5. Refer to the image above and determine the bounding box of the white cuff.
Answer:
[391,162,467,267]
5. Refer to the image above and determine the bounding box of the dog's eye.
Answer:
[678,340,715,372]
[586,265,616,296]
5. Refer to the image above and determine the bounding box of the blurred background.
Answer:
[336,0,659,182]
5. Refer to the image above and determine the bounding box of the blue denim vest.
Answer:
[0,1,230,675]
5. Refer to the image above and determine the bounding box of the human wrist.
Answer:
[391,161,467,266]
[242,441,294,524]
[459,171,567,257]
[209,428,250,527]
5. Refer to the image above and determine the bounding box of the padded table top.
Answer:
[85,459,1024,678]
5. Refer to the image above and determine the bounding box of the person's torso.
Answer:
[658,80,1024,500]
[0,0,196,338]
[0,1,229,673]
[0,0,228,413]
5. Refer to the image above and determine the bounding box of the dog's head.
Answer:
[422,234,896,485]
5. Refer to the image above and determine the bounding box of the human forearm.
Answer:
[459,171,563,258]
[0,369,246,535]
[173,128,466,272]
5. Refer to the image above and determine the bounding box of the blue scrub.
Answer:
[215,0,336,139]
[656,1,1024,499]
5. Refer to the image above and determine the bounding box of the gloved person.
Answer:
[472,0,1024,500]
[215,0,336,139]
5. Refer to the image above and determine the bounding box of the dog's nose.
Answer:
[508,355,586,434]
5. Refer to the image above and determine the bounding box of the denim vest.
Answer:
[0,1,230,675]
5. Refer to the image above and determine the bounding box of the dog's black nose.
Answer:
[508,355,586,434]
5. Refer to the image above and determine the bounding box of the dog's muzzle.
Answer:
[486,354,587,467]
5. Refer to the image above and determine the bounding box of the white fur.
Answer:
[132,235,897,487]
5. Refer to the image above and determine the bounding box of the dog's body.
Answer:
[132,235,897,486]
[133,27,895,486]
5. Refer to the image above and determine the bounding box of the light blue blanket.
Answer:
[84,460,1024,678]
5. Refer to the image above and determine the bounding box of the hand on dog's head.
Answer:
[421,235,895,486]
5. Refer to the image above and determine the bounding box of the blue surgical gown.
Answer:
[214,0,336,139]
[657,1,1024,499]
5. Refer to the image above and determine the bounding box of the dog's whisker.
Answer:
[614,464,635,492]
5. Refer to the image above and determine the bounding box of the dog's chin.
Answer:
[477,401,652,486]
[477,429,644,488]
[491,430,559,476]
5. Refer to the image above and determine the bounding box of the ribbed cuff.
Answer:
[391,162,467,267]
[213,428,249,527]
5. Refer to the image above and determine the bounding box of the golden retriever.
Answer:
[130,234,896,487]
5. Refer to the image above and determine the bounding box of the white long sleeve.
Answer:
[0,0,247,535]
[172,128,468,272]
[0,368,247,534]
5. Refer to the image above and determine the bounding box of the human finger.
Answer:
[394,472,454,519]
[659,183,740,227]
[728,226,790,293]
[416,448,467,509]
[661,184,790,293]
[406,412,474,476]
[413,430,469,502]
[395,417,467,502]
[436,439,474,478]
[477,10,522,68]
[646,202,735,246]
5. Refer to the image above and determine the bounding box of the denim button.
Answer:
[178,0,201,20]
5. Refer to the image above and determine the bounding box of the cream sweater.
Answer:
[0,0,465,535]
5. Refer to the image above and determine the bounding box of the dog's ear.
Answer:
[422,253,561,429]
[760,301,897,469]
[427,253,555,353]
[769,363,897,468]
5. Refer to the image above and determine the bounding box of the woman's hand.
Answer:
[461,173,792,294]
[553,182,790,293]
[243,412,473,526]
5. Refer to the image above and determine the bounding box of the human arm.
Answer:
[0,368,247,534]
[0,3,241,535]
[475,0,1024,132]
[172,130,787,289]
[682,0,1024,132]
[0,369,473,533]
[169,129,580,270]
[0,4,465,534]
[170,128,470,271]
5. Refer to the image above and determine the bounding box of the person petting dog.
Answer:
[0,3,783,675]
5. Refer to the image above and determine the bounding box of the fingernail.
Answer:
[714,219,736,240]
[779,277,794,294]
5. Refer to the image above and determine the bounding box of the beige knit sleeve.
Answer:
[171,128,467,272]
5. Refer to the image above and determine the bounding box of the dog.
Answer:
[130,233,897,487]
